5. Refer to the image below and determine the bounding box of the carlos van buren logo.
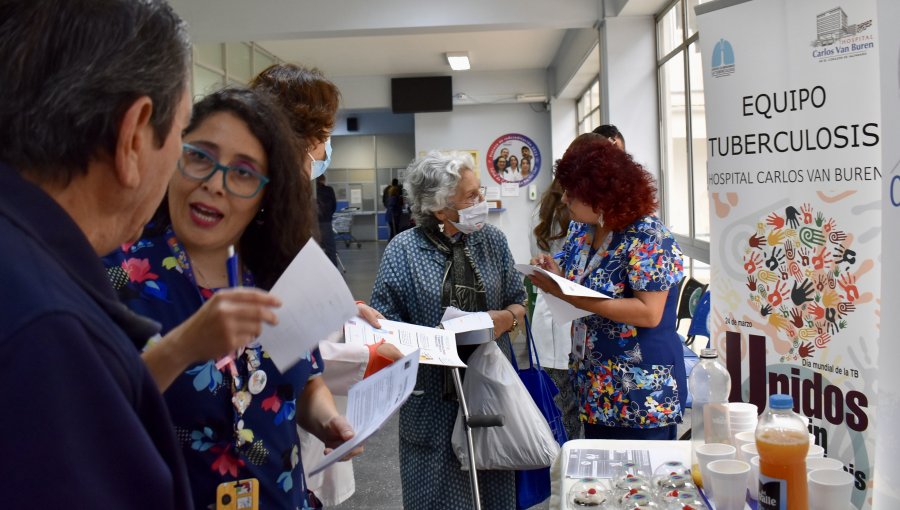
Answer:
[711,38,735,78]
[811,6,874,62]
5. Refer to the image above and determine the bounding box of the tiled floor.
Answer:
[326,240,690,509]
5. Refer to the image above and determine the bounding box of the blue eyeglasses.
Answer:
[178,143,269,199]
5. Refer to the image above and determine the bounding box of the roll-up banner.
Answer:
[697,1,883,508]
[875,1,900,508]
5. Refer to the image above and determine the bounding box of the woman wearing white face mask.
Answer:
[252,64,403,507]
[370,151,527,510]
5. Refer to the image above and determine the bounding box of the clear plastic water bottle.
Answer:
[687,348,732,488]
[756,394,808,510]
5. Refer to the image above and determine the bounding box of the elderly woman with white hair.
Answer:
[371,151,526,509]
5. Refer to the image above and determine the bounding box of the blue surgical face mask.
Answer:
[309,138,332,180]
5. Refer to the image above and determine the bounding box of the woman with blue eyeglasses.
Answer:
[103,87,356,510]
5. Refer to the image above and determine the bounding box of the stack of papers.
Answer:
[308,351,420,475]
[514,264,610,323]
[440,306,494,345]
[343,318,466,367]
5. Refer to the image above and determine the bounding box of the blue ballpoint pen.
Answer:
[217,245,241,372]
[226,245,240,288]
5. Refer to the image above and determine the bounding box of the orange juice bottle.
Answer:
[756,394,808,510]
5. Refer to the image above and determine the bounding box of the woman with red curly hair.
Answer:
[530,133,685,440]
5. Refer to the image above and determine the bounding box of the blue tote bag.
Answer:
[508,316,567,509]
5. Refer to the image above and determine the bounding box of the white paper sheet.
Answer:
[514,263,610,323]
[257,240,359,373]
[440,307,494,345]
[486,186,501,200]
[343,318,466,367]
[308,351,420,476]
[501,182,520,197]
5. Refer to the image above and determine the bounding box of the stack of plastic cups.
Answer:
[727,402,759,437]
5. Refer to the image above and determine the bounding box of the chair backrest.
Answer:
[685,289,711,346]
[675,277,708,330]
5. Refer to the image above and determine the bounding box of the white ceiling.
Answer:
[258,29,567,78]
[170,0,670,104]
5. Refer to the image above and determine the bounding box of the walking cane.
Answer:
[451,365,504,510]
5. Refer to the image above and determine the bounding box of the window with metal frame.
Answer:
[656,0,711,284]
[575,79,601,135]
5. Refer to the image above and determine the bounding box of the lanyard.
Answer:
[164,227,265,447]
[564,224,613,286]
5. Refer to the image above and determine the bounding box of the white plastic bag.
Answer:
[451,341,560,470]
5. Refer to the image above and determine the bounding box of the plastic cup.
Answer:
[748,456,760,501]
[807,444,825,458]
[733,430,756,451]
[806,456,844,473]
[707,459,751,510]
[694,443,736,498]
[740,442,759,463]
[809,432,816,445]
[808,468,854,510]
[728,402,759,415]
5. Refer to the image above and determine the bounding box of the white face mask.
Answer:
[449,199,488,234]
[309,138,332,180]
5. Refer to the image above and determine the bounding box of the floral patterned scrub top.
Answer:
[104,227,323,510]
[560,216,686,429]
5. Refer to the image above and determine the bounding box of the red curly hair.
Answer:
[250,64,340,150]
[555,133,658,231]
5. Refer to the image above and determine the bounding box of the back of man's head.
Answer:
[0,0,191,184]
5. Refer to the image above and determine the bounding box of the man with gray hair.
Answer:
[0,1,194,507]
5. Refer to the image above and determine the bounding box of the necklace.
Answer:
[193,262,227,289]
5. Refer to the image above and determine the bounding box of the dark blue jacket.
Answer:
[0,165,193,509]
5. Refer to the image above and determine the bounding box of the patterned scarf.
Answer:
[422,225,489,399]
[421,226,487,313]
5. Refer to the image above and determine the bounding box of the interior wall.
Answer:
[332,69,549,111]
[600,15,660,179]
[550,97,578,162]
[414,103,553,263]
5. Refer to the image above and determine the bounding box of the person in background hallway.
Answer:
[593,124,626,151]
[530,134,685,441]
[0,1,194,507]
[371,151,526,510]
[317,174,338,266]
[384,178,402,239]
[252,63,402,506]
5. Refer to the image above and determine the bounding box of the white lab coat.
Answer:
[299,342,369,506]
[521,206,572,370]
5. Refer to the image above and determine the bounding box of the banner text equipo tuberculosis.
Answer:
[707,85,879,158]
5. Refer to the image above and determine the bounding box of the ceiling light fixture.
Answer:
[446,52,471,71]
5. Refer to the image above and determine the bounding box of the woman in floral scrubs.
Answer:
[105,88,354,509]
[531,134,685,440]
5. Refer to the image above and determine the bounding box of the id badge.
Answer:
[216,478,259,510]
[571,322,587,360]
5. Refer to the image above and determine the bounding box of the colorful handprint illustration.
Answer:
[744,203,860,363]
